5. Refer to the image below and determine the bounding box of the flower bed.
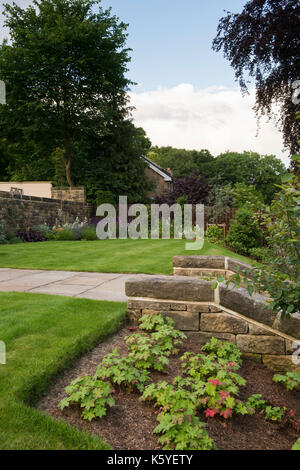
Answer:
[38,315,300,451]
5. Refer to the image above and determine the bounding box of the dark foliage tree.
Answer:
[157,171,211,205]
[212,0,300,161]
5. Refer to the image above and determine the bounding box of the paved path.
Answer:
[0,268,144,302]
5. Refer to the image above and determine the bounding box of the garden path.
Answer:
[0,268,144,302]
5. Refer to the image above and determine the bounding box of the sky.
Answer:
[0,0,290,165]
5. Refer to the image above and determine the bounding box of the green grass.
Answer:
[0,239,253,274]
[0,292,126,450]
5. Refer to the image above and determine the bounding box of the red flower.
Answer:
[290,409,294,417]
[220,408,232,419]
[208,379,219,387]
[205,408,217,418]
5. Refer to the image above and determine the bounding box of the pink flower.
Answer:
[290,409,294,417]
[227,362,235,367]
[219,391,230,398]
[205,408,217,418]
[208,379,219,387]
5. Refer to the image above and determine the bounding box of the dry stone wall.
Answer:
[0,190,93,231]
[126,261,300,373]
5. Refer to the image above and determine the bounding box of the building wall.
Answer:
[145,167,172,198]
[0,182,52,199]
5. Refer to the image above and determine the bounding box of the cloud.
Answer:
[129,84,290,166]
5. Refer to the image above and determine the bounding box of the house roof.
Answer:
[141,155,173,182]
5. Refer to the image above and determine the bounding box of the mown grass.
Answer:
[0,292,126,450]
[0,239,253,274]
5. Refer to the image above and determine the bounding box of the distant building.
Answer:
[141,155,174,199]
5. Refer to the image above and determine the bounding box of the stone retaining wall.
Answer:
[126,273,300,373]
[0,190,93,231]
[173,255,253,278]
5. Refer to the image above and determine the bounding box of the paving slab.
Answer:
[0,268,145,302]
[55,273,120,286]
[28,284,91,296]
[0,269,42,282]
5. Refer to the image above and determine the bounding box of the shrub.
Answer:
[55,229,75,241]
[206,225,224,242]
[0,223,6,244]
[17,229,46,242]
[5,233,22,244]
[96,190,116,207]
[218,153,300,318]
[81,226,98,241]
[248,247,272,263]
[226,208,263,254]
[232,183,264,211]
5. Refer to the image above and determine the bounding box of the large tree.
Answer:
[147,146,215,179]
[212,0,300,160]
[211,151,286,204]
[0,0,132,186]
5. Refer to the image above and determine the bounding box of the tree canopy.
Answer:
[212,0,300,160]
[0,0,153,202]
[148,147,287,204]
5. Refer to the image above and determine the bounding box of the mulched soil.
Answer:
[37,323,300,450]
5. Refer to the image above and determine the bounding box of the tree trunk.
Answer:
[65,137,74,188]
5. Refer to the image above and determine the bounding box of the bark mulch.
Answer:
[37,324,300,450]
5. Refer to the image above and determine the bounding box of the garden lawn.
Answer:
[0,292,126,450]
[0,239,253,274]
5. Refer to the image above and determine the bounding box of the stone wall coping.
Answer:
[126,272,300,341]
[0,190,92,206]
[127,295,299,344]
[173,255,252,272]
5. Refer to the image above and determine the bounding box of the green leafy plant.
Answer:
[245,394,285,422]
[216,153,300,318]
[140,381,216,450]
[264,406,286,423]
[126,332,170,372]
[232,183,264,212]
[205,225,224,242]
[138,313,174,332]
[179,352,247,419]
[55,228,76,241]
[201,336,243,365]
[154,411,216,450]
[245,394,266,412]
[126,314,186,371]
[0,222,6,243]
[81,226,98,241]
[226,207,263,255]
[248,247,272,263]
[150,323,186,354]
[95,349,150,393]
[58,375,115,421]
[273,372,300,391]
[292,438,300,450]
